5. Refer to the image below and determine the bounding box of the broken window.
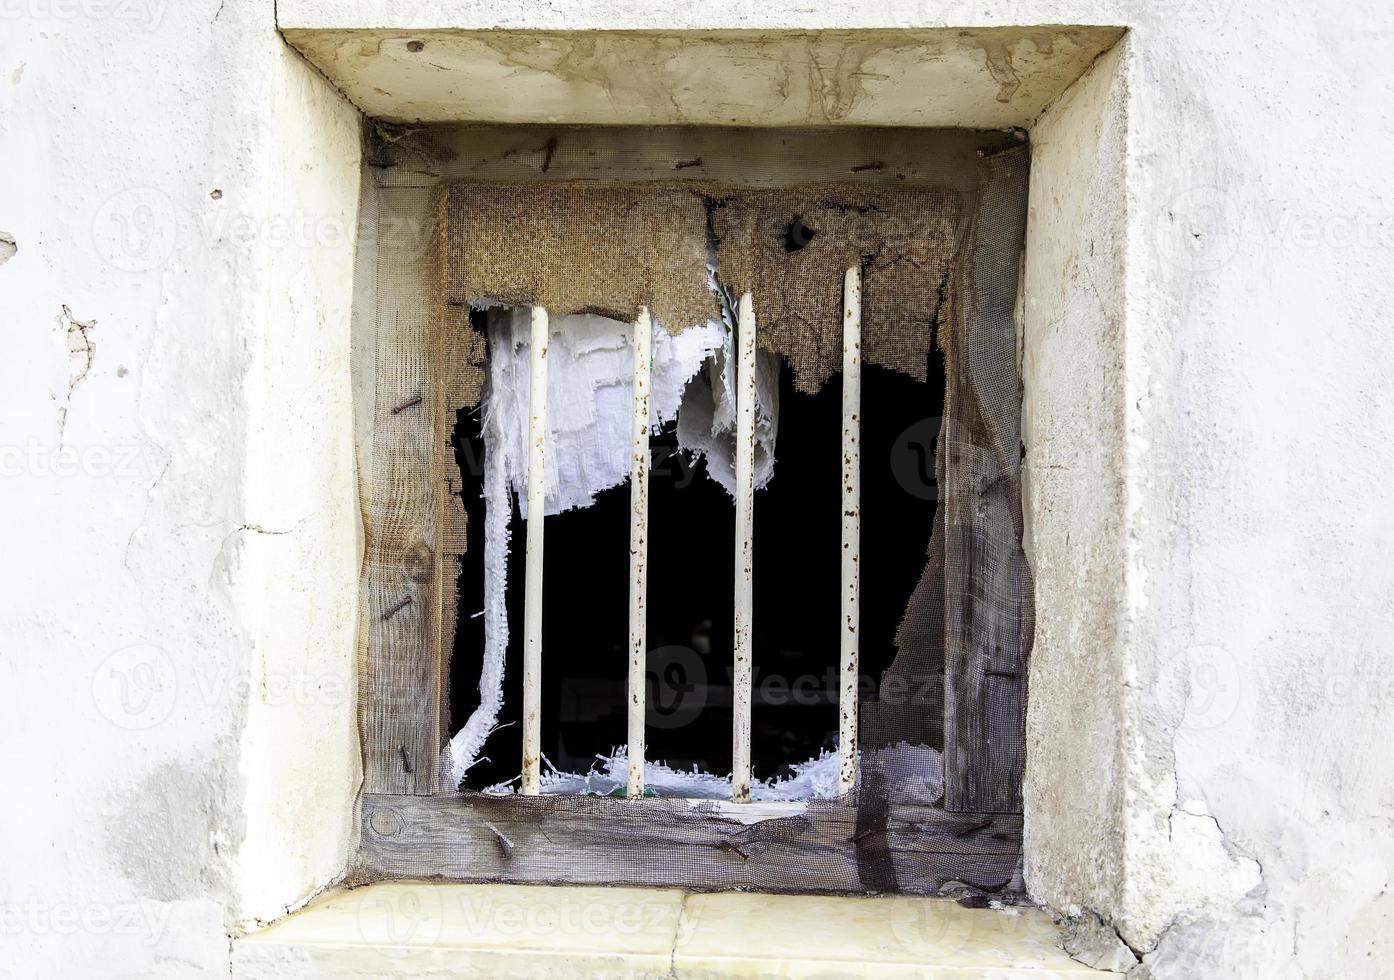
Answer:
[354,125,1031,897]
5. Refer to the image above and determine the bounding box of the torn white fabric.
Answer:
[444,309,724,787]
[443,387,514,790]
[674,321,781,499]
[488,308,725,520]
[482,744,945,804]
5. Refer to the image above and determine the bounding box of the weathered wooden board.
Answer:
[941,146,1032,813]
[359,164,489,796]
[358,184,446,795]
[354,794,1021,895]
[371,123,1012,193]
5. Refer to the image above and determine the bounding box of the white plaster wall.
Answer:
[0,1,362,976]
[1017,3,1393,973]
[235,39,363,927]
[277,1,1394,976]
[1021,38,1131,936]
[1110,5,1394,973]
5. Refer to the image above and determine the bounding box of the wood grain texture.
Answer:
[359,184,444,795]
[354,794,1021,895]
[941,147,1032,813]
[371,124,1011,193]
[434,313,486,751]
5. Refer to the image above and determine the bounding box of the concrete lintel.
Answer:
[279,26,1123,128]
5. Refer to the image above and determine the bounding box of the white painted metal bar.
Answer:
[733,293,757,803]
[521,305,548,796]
[627,308,652,798]
[839,267,862,796]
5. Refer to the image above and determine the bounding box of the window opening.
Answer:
[356,125,1031,896]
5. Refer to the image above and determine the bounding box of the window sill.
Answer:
[232,881,1118,978]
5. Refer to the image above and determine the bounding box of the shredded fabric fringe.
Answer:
[441,389,513,790]
[674,261,780,498]
[444,279,785,788]
[482,743,944,804]
[486,308,725,521]
[444,309,724,788]
[673,329,781,498]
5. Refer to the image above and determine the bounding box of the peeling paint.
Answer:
[55,304,96,442]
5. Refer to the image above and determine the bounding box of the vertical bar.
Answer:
[733,293,756,803]
[839,267,862,796]
[522,305,548,796]
[627,309,652,798]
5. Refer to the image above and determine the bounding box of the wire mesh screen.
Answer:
[353,125,1032,899]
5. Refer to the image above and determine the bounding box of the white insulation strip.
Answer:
[440,386,513,791]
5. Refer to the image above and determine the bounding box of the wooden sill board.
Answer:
[353,793,1024,896]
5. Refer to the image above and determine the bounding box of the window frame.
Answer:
[351,124,1027,895]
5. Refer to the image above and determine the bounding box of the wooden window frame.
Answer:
[350,125,1026,895]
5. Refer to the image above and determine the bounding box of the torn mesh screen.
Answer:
[355,126,1031,897]
[442,182,960,394]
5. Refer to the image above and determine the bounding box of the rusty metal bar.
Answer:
[627,308,652,798]
[839,267,862,796]
[733,293,756,803]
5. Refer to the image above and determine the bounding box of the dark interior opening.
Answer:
[451,343,945,794]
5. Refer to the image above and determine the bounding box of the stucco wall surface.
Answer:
[2,1,1392,978]
[0,1,361,977]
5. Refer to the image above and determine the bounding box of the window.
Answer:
[353,124,1031,897]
